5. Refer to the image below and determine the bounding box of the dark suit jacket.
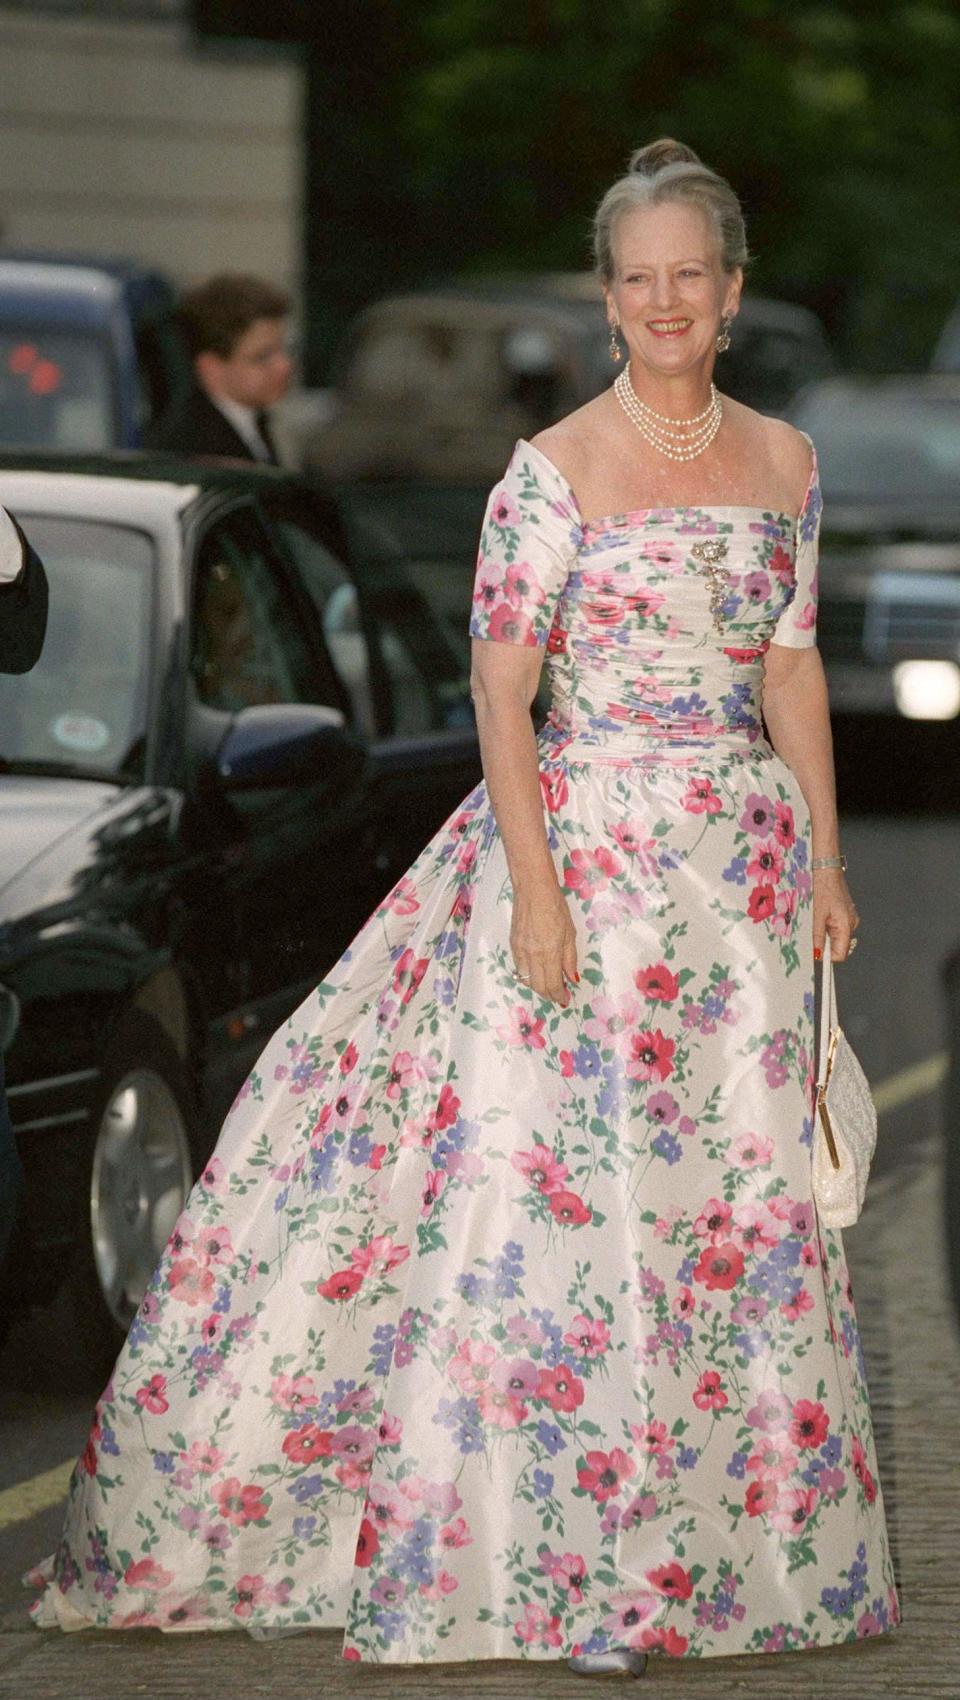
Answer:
[145,384,277,463]
[0,518,48,675]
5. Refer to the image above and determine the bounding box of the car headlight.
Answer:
[892,659,960,720]
[0,984,21,1054]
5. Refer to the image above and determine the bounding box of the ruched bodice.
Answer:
[470,439,821,765]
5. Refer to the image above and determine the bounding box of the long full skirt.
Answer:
[31,743,899,1663]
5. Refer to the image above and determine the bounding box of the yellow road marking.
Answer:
[0,1457,74,1532]
[872,1049,948,1116]
[0,1051,951,1533]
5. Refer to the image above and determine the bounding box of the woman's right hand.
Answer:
[510,880,579,1007]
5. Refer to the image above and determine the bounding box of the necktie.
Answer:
[255,411,278,465]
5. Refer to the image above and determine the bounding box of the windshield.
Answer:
[794,389,960,503]
[0,516,153,779]
[0,329,116,450]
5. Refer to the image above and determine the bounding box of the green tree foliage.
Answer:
[303,0,960,372]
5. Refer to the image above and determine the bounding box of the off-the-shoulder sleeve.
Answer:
[469,441,581,646]
[770,437,820,648]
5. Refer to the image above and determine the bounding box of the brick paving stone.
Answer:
[2,1143,958,1700]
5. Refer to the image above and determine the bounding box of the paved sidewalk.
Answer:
[2,1143,958,1700]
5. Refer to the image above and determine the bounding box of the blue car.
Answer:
[0,255,186,453]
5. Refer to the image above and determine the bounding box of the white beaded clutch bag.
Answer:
[812,934,877,1229]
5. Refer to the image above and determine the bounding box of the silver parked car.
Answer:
[309,275,833,484]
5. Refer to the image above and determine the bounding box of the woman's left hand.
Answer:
[813,867,860,962]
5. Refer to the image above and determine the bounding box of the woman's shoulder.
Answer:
[723,397,816,512]
[763,411,816,475]
[527,392,616,498]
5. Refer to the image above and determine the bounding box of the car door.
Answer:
[257,485,483,917]
[184,499,371,1117]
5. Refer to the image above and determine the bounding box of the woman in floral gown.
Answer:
[30,140,898,1675]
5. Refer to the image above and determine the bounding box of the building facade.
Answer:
[0,1,303,292]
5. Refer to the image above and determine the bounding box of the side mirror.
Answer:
[215,703,352,790]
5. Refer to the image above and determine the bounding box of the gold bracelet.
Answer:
[811,854,847,871]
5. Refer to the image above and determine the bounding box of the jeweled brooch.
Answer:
[691,539,729,567]
[691,538,730,634]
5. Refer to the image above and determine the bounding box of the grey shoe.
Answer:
[568,1649,647,1677]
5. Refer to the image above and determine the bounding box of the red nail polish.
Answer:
[813,947,822,960]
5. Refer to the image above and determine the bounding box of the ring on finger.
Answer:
[847,936,859,954]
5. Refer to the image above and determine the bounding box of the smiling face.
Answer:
[605,199,742,380]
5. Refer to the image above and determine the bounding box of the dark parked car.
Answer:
[789,375,960,809]
[0,454,478,1366]
[0,256,187,452]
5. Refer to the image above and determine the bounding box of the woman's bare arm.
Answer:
[469,638,578,1005]
[762,643,859,960]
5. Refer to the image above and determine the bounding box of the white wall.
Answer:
[0,9,303,293]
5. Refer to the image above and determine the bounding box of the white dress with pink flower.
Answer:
[30,438,898,1666]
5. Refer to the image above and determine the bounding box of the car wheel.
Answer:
[74,1010,197,1374]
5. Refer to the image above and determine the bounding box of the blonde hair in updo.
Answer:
[593,138,749,281]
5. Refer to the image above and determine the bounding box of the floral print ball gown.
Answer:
[31,437,899,1666]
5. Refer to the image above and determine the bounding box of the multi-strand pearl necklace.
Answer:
[614,366,722,462]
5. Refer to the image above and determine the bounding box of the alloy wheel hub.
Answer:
[90,1068,192,1329]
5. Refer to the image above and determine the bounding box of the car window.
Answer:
[932,307,960,372]
[0,329,116,450]
[263,492,469,740]
[334,483,478,736]
[0,516,152,778]
[793,391,960,503]
[190,507,339,716]
[723,328,809,414]
[268,513,379,739]
[368,578,466,736]
[345,322,475,407]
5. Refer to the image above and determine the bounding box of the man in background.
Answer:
[147,274,293,463]
[0,508,48,1286]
